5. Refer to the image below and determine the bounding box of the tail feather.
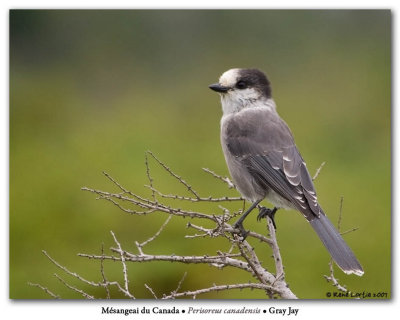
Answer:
[310,214,364,276]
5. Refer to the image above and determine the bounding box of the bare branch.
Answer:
[110,231,135,299]
[337,196,360,235]
[137,214,172,249]
[42,250,100,288]
[169,272,187,298]
[145,185,243,202]
[312,161,326,181]
[103,171,130,193]
[266,217,284,278]
[144,284,158,299]
[235,237,274,287]
[109,250,253,273]
[337,196,344,232]
[27,282,60,299]
[324,260,349,293]
[95,193,157,216]
[81,187,216,221]
[43,250,126,296]
[202,168,236,189]
[186,221,273,246]
[323,196,360,296]
[53,273,95,299]
[341,227,360,236]
[162,282,275,299]
[36,151,301,299]
[145,152,157,202]
[100,243,111,299]
[146,151,200,199]
[42,250,140,299]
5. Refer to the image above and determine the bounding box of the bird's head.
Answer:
[209,68,272,114]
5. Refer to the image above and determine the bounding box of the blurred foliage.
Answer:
[10,10,390,299]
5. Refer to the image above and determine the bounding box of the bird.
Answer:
[209,68,363,276]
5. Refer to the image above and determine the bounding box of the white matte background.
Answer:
[2,0,396,319]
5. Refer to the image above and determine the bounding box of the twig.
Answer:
[102,171,130,193]
[324,196,359,295]
[41,251,141,299]
[81,187,216,221]
[202,168,236,189]
[145,152,157,202]
[96,194,157,216]
[136,214,172,252]
[169,272,187,298]
[110,231,135,299]
[341,227,359,236]
[186,221,273,246]
[100,243,111,299]
[108,250,253,272]
[144,284,158,299]
[147,151,200,199]
[324,261,349,293]
[162,282,275,299]
[54,273,95,299]
[145,185,243,202]
[312,162,326,181]
[337,196,344,232]
[42,250,100,288]
[27,282,60,299]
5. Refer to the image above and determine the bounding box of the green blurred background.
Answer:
[10,10,391,299]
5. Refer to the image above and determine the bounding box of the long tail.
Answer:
[310,214,364,276]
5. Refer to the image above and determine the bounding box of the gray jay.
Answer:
[209,68,363,276]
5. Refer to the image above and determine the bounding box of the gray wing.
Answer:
[226,109,321,221]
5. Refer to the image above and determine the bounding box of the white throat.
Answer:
[221,94,277,116]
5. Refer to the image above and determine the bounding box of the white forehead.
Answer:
[219,68,240,87]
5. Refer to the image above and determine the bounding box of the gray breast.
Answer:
[220,114,267,202]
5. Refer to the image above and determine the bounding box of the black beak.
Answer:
[209,83,229,93]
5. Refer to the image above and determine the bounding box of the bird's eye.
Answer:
[236,81,246,89]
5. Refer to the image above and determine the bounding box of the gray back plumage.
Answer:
[224,107,321,221]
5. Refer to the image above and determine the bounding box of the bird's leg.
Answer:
[233,200,262,240]
[257,207,279,230]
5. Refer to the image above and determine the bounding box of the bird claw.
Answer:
[257,207,278,230]
[233,221,250,240]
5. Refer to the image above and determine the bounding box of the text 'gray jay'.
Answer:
[209,68,363,276]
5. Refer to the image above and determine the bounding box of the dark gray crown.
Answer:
[236,69,272,98]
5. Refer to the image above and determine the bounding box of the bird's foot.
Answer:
[233,221,250,240]
[257,207,278,230]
